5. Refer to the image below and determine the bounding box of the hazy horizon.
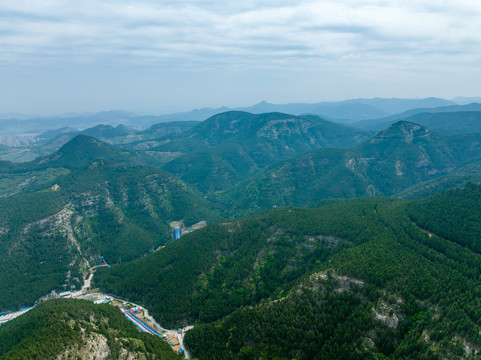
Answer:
[0,95,480,119]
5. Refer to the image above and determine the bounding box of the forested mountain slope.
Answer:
[364,111,481,136]
[159,111,372,192]
[0,299,179,360]
[0,134,144,177]
[354,103,481,130]
[183,112,368,147]
[394,157,481,200]
[39,121,201,153]
[35,134,167,170]
[221,121,481,214]
[95,184,481,359]
[409,182,481,252]
[0,158,219,311]
[0,134,176,198]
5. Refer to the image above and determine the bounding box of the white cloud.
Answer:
[0,0,480,113]
[1,0,480,68]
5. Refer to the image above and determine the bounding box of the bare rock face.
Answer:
[256,118,314,139]
[372,299,404,329]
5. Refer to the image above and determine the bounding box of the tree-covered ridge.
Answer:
[54,161,220,263]
[185,275,376,360]
[95,204,358,327]
[0,299,180,360]
[0,134,159,198]
[353,102,481,131]
[0,160,219,311]
[408,182,481,252]
[0,134,167,179]
[159,111,372,192]
[397,165,481,200]
[180,111,370,147]
[220,121,481,215]
[34,134,170,170]
[394,111,481,136]
[95,186,481,358]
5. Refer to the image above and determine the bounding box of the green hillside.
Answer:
[184,112,369,146]
[3,109,481,359]
[0,134,178,198]
[0,159,219,311]
[408,182,481,252]
[392,111,481,136]
[160,111,372,192]
[221,121,475,214]
[31,121,199,155]
[354,103,481,131]
[0,299,179,360]
[81,124,137,139]
[95,184,481,359]
[398,159,481,199]
[124,121,200,150]
[34,134,160,170]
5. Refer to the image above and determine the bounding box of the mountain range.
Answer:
[219,120,481,214]
[94,184,481,359]
[353,103,481,131]
[0,137,219,309]
[136,97,457,124]
[2,103,481,359]
[0,97,465,138]
[158,111,372,192]
[2,97,480,165]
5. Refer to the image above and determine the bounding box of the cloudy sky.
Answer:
[1,0,480,115]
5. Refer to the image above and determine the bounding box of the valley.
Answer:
[93,186,481,359]
[1,256,191,358]
[2,102,481,359]
[2,0,481,356]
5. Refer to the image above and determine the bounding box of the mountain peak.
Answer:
[60,134,104,149]
[81,123,136,139]
[370,121,433,144]
[35,135,125,169]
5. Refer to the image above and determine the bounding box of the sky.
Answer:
[1,0,480,115]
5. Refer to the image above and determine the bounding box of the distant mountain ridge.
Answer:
[0,97,459,139]
[0,98,475,163]
[221,121,480,213]
[150,97,455,124]
[354,103,481,130]
[158,111,373,192]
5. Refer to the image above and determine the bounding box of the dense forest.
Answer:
[0,158,219,310]
[2,111,481,358]
[160,111,372,192]
[95,184,481,359]
[0,299,180,359]
[220,121,481,214]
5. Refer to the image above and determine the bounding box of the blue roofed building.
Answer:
[173,227,182,240]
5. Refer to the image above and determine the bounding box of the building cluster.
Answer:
[62,270,80,291]
[121,305,185,356]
